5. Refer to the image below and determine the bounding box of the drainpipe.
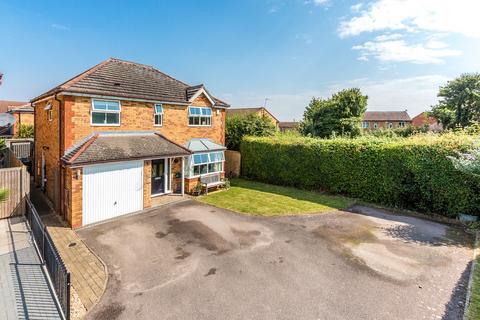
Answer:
[54,93,64,218]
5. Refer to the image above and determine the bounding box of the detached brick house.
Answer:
[226,107,279,129]
[361,111,412,130]
[31,58,229,228]
[0,100,34,136]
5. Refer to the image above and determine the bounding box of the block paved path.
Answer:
[0,217,62,320]
[30,186,107,316]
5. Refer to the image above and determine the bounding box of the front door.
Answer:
[151,159,165,195]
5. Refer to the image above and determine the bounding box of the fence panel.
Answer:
[26,197,70,320]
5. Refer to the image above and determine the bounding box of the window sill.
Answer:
[188,125,212,127]
[90,124,121,127]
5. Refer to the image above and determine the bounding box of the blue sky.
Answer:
[1,0,479,121]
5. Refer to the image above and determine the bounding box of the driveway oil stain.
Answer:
[230,228,261,247]
[204,268,217,277]
[92,302,125,320]
[175,246,191,260]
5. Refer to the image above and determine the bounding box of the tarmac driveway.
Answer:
[78,200,474,320]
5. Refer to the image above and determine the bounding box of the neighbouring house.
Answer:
[361,111,412,130]
[226,107,279,129]
[31,58,229,228]
[8,104,34,136]
[0,100,30,135]
[278,121,299,132]
[412,112,443,132]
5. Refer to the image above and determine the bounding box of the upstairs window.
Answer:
[188,106,212,126]
[45,103,53,121]
[154,104,163,126]
[91,99,120,125]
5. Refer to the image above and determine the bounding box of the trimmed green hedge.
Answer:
[240,134,480,217]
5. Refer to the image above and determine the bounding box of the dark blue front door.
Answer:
[151,159,165,195]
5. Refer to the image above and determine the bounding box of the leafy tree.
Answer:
[300,88,368,138]
[226,114,276,151]
[16,124,34,138]
[431,73,480,129]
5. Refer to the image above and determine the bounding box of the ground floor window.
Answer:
[190,151,224,176]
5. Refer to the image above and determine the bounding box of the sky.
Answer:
[1,0,480,121]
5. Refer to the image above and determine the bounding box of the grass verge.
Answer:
[467,234,480,320]
[197,178,354,216]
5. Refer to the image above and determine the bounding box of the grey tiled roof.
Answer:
[362,111,411,121]
[31,58,230,107]
[62,132,191,165]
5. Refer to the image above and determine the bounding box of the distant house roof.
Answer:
[226,107,279,123]
[184,138,226,153]
[362,111,411,122]
[278,121,299,129]
[412,112,438,126]
[31,58,229,108]
[8,104,34,113]
[0,100,28,113]
[62,131,191,166]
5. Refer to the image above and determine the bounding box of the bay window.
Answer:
[191,151,224,176]
[91,99,120,125]
[188,106,212,126]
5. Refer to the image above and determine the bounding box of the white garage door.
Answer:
[82,161,144,226]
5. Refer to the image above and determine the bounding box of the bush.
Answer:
[240,133,480,217]
[16,124,34,138]
[225,114,276,151]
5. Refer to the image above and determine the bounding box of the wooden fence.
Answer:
[0,148,30,219]
[224,150,241,178]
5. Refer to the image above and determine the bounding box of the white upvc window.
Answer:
[362,121,369,129]
[398,121,405,128]
[373,122,378,129]
[387,122,393,129]
[154,104,163,126]
[191,151,224,176]
[91,99,121,126]
[188,106,212,126]
[45,103,53,122]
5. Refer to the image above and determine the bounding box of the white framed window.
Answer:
[387,122,393,129]
[191,151,224,176]
[398,121,405,128]
[373,122,378,129]
[188,106,212,126]
[45,103,53,121]
[362,121,369,129]
[154,104,163,126]
[91,99,120,126]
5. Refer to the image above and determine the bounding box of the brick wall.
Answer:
[64,167,83,228]
[363,120,412,130]
[12,112,34,136]
[143,160,151,209]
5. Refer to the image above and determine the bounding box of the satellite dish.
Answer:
[0,113,16,127]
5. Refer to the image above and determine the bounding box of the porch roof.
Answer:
[184,138,226,153]
[62,131,191,166]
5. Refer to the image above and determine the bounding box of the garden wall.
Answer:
[241,134,480,217]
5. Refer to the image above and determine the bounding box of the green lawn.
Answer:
[197,178,354,216]
[467,253,480,320]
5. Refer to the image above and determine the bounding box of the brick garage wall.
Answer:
[144,160,151,209]
[64,93,225,151]
[65,167,83,228]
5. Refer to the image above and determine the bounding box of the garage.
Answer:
[82,161,144,226]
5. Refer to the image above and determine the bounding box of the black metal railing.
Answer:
[25,197,71,320]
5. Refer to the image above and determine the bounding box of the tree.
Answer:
[300,88,368,138]
[448,143,480,178]
[226,114,276,151]
[16,124,34,138]
[431,73,480,129]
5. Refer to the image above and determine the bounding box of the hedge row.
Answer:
[240,134,480,217]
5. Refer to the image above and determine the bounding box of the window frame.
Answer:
[188,106,212,127]
[190,151,224,178]
[387,122,393,129]
[362,121,369,129]
[398,121,405,128]
[154,104,163,127]
[90,99,121,127]
[373,122,378,129]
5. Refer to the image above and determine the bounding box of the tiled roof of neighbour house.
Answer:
[8,104,34,113]
[226,107,279,122]
[0,100,28,113]
[62,132,192,166]
[412,112,438,126]
[278,121,299,128]
[30,58,230,107]
[362,111,411,122]
[184,138,226,153]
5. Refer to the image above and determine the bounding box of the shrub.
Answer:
[240,133,480,217]
[225,114,276,151]
[16,124,34,138]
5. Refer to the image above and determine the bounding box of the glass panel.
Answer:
[155,114,162,125]
[106,113,120,124]
[193,117,200,125]
[205,117,211,125]
[154,104,163,114]
[189,117,194,125]
[200,117,207,125]
[92,112,105,124]
[193,165,201,176]
[92,100,107,110]
[193,154,202,164]
[106,101,120,111]
[209,152,223,162]
[189,107,201,115]
[201,154,209,163]
[200,164,208,174]
[201,108,212,115]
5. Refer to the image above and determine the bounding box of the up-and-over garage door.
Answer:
[82,161,144,226]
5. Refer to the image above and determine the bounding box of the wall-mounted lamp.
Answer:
[42,146,49,150]
[74,169,81,180]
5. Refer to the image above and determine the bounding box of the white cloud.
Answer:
[350,3,363,12]
[339,0,480,38]
[221,75,449,121]
[50,23,70,31]
[352,39,461,64]
[304,0,329,6]
[374,33,403,41]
